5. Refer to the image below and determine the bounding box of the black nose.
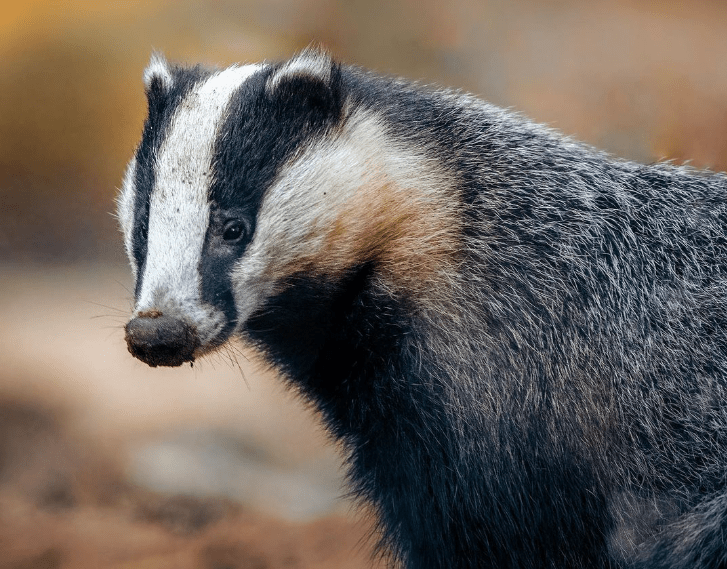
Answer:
[124,312,200,367]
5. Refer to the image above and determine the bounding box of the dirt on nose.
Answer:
[124,312,200,367]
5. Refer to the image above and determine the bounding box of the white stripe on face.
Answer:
[135,64,262,343]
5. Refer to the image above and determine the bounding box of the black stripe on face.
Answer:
[130,65,210,298]
[198,207,246,342]
[199,62,344,336]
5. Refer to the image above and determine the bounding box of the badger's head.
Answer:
[118,50,457,368]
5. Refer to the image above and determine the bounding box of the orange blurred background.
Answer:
[0,2,726,567]
[2,0,727,263]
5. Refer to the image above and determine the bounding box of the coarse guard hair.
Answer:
[119,49,727,569]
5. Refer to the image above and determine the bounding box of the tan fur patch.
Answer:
[266,148,461,298]
[314,178,460,292]
[231,110,463,325]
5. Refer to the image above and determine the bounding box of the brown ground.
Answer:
[0,399,381,569]
[0,397,379,569]
[0,265,382,569]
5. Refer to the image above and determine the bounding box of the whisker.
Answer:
[224,344,250,389]
[113,278,135,301]
[105,328,123,342]
[225,340,250,363]
[89,314,127,322]
[83,299,128,314]
[100,324,126,330]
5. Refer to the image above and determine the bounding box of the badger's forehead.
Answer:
[153,63,267,200]
[140,59,334,215]
[157,64,264,196]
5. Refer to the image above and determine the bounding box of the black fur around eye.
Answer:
[222,221,245,242]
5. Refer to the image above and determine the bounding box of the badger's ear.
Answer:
[143,52,174,100]
[266,48,341,123]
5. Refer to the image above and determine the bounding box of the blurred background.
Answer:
[1,1,726,567]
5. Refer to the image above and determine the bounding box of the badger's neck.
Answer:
[241,100,613,568]
[245,260,456,558]
[246,265,611,569]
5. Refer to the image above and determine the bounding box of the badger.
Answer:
[118,49,727,569]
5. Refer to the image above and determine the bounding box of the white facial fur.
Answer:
[117,156,138,279]
[126,61,263,350]
[266,54,331,92]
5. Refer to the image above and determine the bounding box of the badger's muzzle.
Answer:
[124,311,200,367]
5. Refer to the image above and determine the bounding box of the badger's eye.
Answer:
[222,220,245,242]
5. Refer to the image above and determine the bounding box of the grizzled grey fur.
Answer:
[119,51,727,568]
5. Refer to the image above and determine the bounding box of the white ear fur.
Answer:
[266,49,333,93]
[143,52,174,92]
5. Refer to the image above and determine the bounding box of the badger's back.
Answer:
[119,50,727,568]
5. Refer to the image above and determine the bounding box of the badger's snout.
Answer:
[124,311,200,367]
